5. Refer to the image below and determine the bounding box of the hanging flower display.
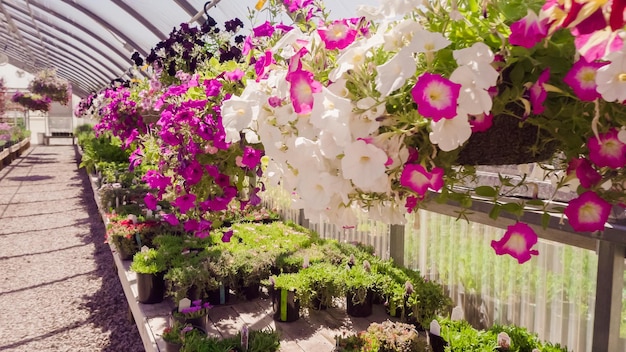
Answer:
[11,91,51,112]
[28,68,71,105]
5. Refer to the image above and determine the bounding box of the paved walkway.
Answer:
[0,145,143,352]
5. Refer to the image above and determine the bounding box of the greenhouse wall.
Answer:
[261,185,624,351]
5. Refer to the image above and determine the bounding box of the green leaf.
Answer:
[502,202,524,217]
[489,205,501,220]
[474,186,497,198]
[526,199,545,206]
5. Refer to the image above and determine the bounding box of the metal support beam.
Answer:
[389,225,405,266]
[174,0,206,25]
[592,241,625,352]
[189,0,222,24]
[59,0,147,57]
[110,0,167,40]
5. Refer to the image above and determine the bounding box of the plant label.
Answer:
[178,298,191,312]
[241,325,249,351]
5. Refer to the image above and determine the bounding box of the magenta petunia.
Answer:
[222,230,234,243]
[400,164,432,196]
[162,213,180,226]
[587,128,626,169]
[318,19,358,50]
[184,219,199,232]
[568,157,601,188]
[203,79,222,97]
[255,51,274,81]
[491,222,539,264]
[428,167,445,191]
[144,193,158,210]
[564,191,611,232]
[240,146,264,169]
[224,68,245,81]
[508,11,548,48]
[469,113,493,132]
[563,58,606,101]
[173,193,197,214]
[530,68,550,115]
[253,21,275,37]
[287,69,322,114]
[411,73,460,121]
[182,160,204,185]
[142,170,171,191]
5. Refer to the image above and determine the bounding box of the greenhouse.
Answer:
[0,0,625,351]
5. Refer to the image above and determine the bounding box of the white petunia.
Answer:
[375,47,416,97]
[221,95,259,143]
[450,66,493,115]
[429,113,472,152]
[407,29,451,54]
[453,42,494,66]
[341,139,388,189]
[596,50,626,102]
[368,199,407,225]
[296,171,335,210]
[329,44,369,81]
[310,88,353,147]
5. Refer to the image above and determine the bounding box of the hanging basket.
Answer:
[456,113,559,166]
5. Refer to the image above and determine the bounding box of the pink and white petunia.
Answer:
[411,73,461,121]
[564,191,611,232]
[287,69,322,115]
[568,157,602,188]
[508,10,549,48]
[469,113,493,132]
[563,57,607,101]
[529,68,550,115]
[318,19,358,50]
[491,222,539,264]
[400,164,431,196]
[587,128,626,169]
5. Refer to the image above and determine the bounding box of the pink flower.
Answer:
[318,19,358,50]
[162,213,180,226]
[287,69,322,114]
[469,113,493,132]
[564,191,611,232]
[240,146,263,169]
[253,21,275,37]
[144,193,158,210]
[142,170,171,191]
[508,10,548,48]
[255,51,274,81]
[588,128,626,169]
[173,193,197,214]
[530,68,550,115]
[491,222,539,264]
[411,73,460,121]
[224,69,245,81]
[428,167,445,191]
[400,164,434,196]
[222,230,234,242]
[568,157,601,188]
[563,58,606,101]
[203,79,222,97]
[182,160,204,185]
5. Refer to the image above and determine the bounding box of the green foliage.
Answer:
[130,248,167,274]
[79,133,131,174]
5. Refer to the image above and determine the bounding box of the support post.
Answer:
[592,240,625,352]
[389,224,405,267]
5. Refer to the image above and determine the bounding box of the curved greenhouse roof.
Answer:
[0,0,376,96]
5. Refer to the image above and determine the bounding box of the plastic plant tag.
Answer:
[127,214,138,224]
[451,305,464,321]
[280,289,288,321]
[140,246,149,253]
[178,298,191,312]
[241,325,249,351]
[146,210,153,218]
[303,255,309,268]
[219,283,225,304]
[430,319,441,336]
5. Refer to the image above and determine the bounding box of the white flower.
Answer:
[407,29,451,54]
[296,171,335,210]
[368,199,406,224]
[453,42,495,66]
[329,44,370,81]
[596,50,626,102]
[341,139,388,189]
[429,113,472,152]
[382,19,422,51]
[375,47,416,97]
[221,95,259,143]
[310,88,353,147]
[450,65,493,115]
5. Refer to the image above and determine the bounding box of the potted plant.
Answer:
[165,258,214,304]
[405,279,453,331]
[105,217,140,260]
[264,274,306,322]
[28,68,70,104]
[204,248,235,305]
[130,247,167,304]
[228,247,274,300]
[161,321,206,352]
[341,261,384,318]
[170,299,213,330]
[298,262,343,310]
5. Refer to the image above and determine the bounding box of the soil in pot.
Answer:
[346,290,373,318]
[137,271,166,304]
[272,288,300,322]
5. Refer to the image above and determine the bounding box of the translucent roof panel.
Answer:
[0,0,380,97]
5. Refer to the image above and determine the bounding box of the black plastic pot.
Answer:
[310,294,328,310]
[241,282,260,301]
[272,287,300,322]
[170,309,208,330]
[136,272,166,304]
[428,332,447,352]
[206,284,230,305]
[346,290,373,318]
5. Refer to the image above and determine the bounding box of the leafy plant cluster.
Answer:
[179,327,280,352]
[335,320,427,352]
[437,318,570,352]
